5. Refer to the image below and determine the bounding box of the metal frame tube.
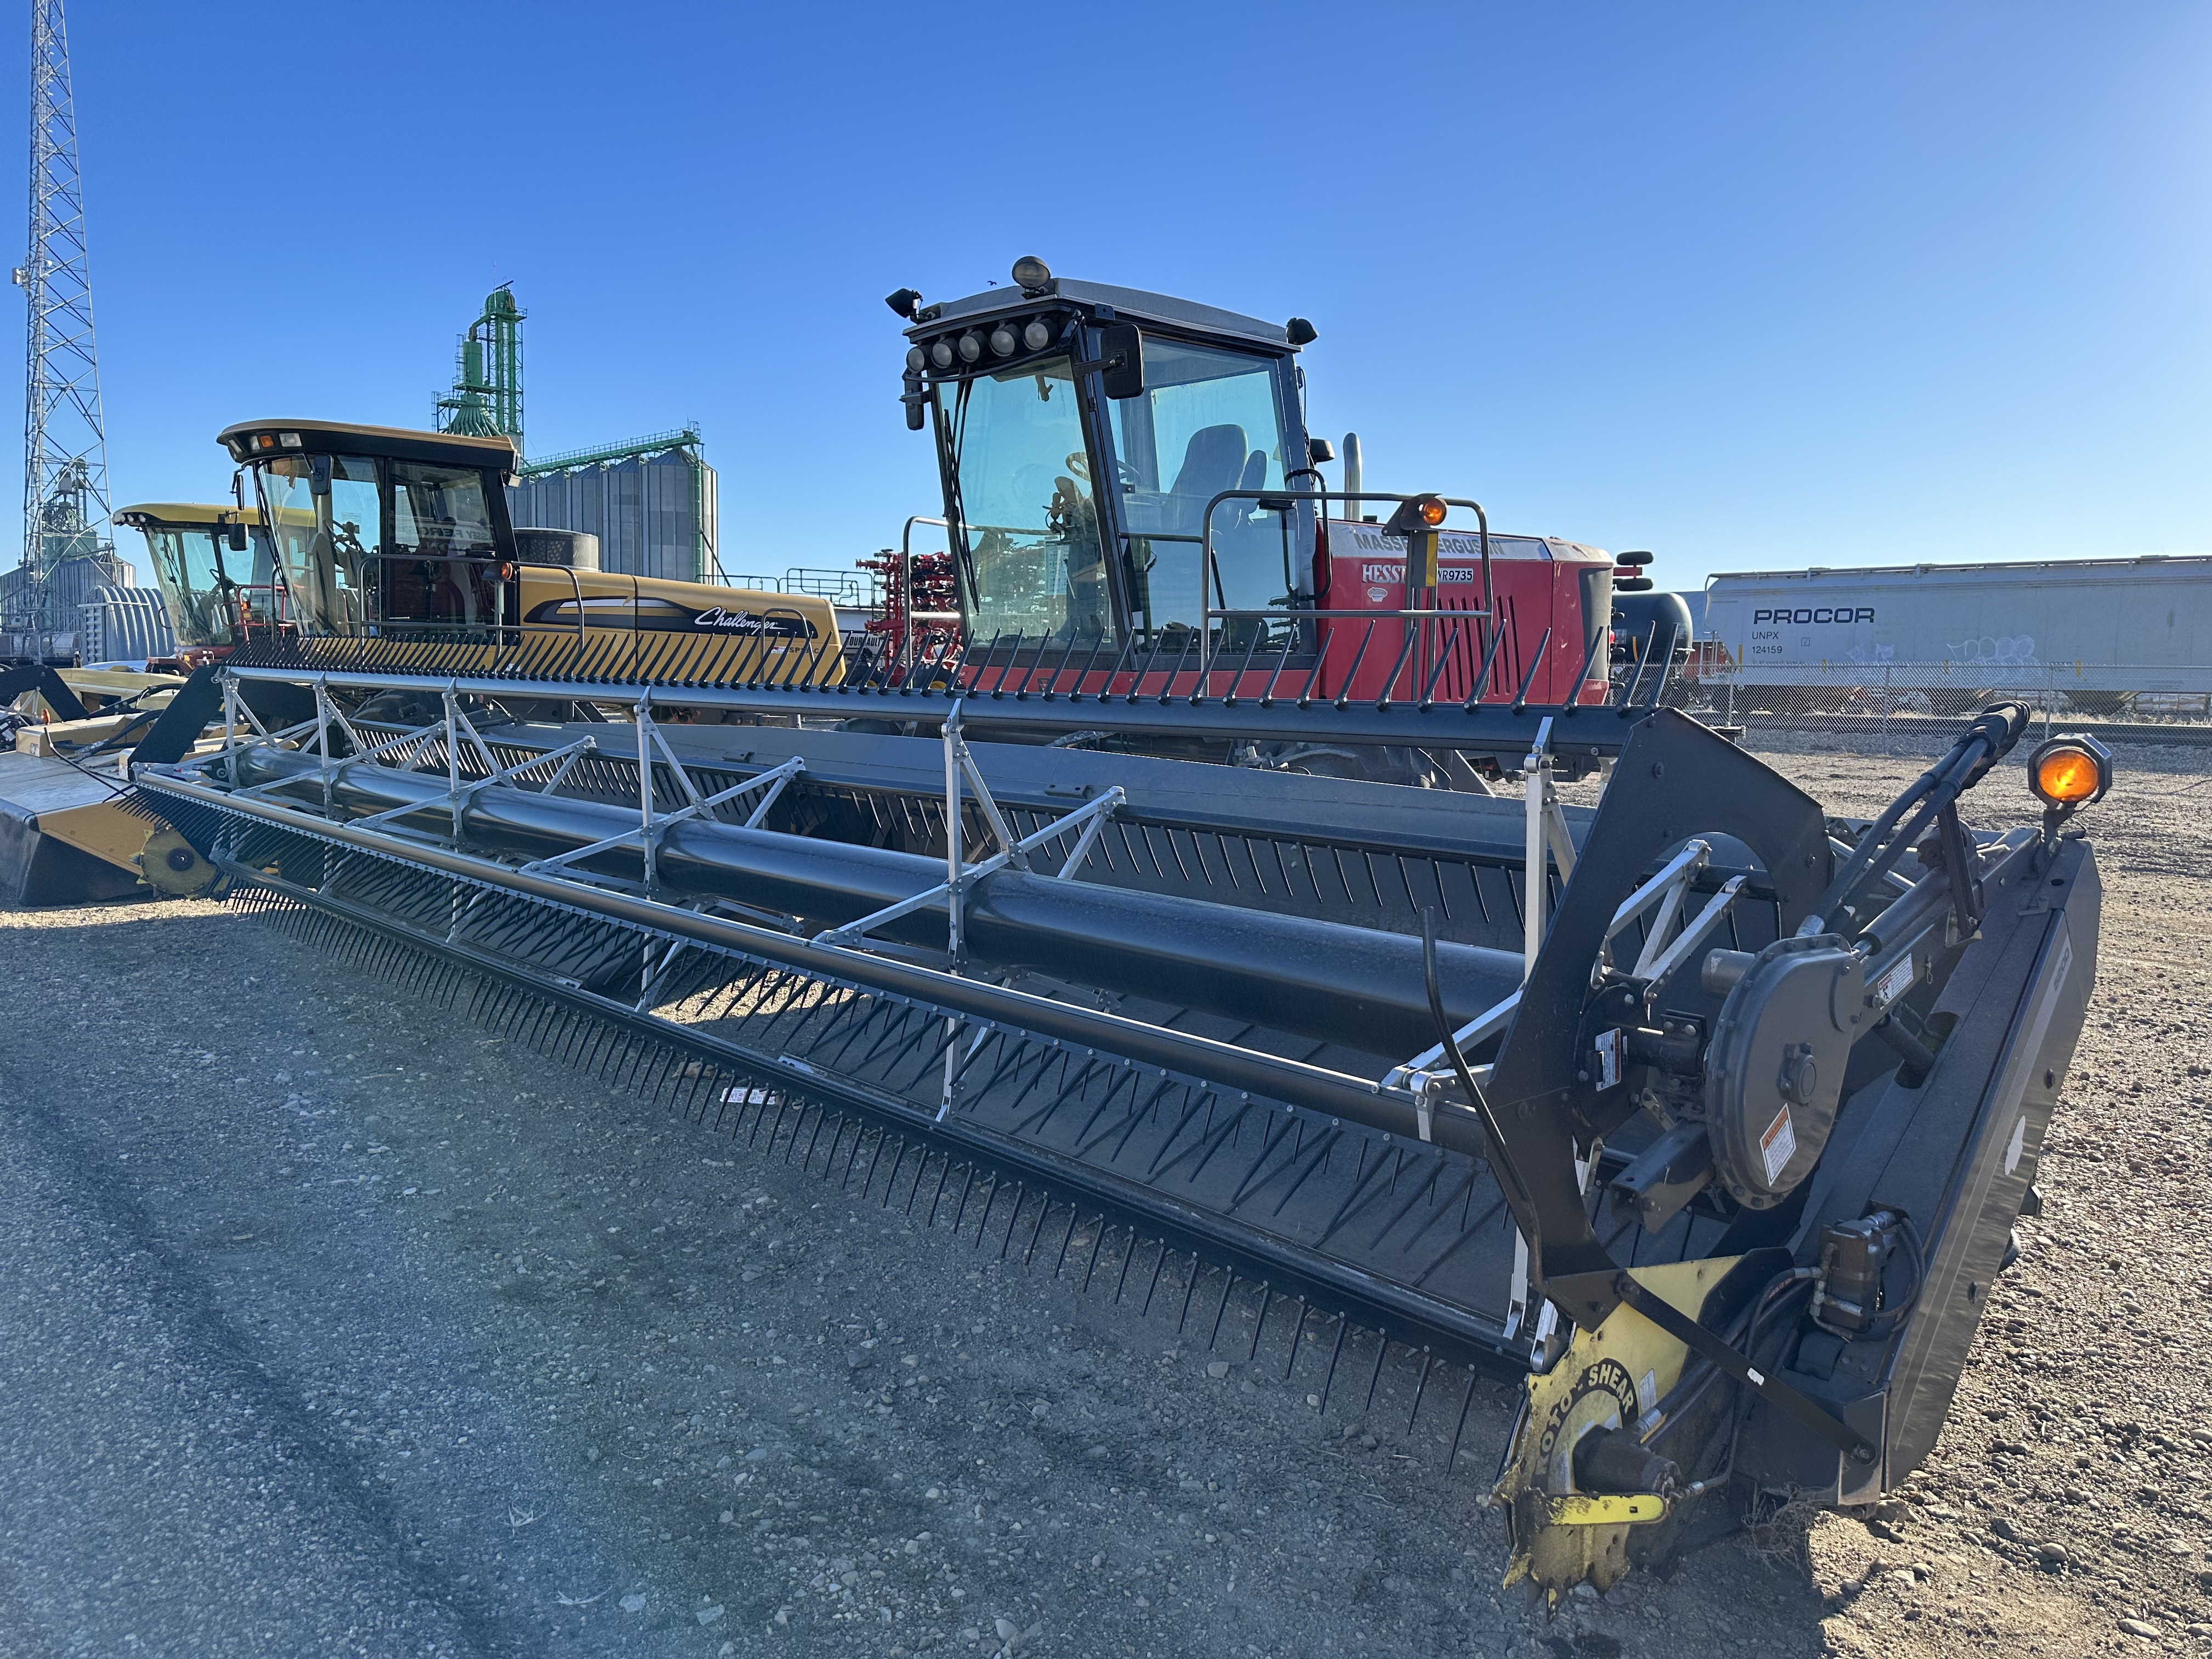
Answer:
[138,768,1468,1146]
[169,742,1523,1063]
[216,658,1654,759]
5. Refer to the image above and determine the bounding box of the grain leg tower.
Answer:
[435,287,719,585]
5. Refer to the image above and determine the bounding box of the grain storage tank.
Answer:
[507,430,716,585]
[1,548,136,660]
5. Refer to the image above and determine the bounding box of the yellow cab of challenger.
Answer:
[214,420,843,686]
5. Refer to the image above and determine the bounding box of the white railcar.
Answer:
[1700,556,2212,701]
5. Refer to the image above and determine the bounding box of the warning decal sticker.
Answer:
[1877,955,1915,1007]
[1760,1105,1797,1184]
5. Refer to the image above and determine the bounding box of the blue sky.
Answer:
[36,2,2212,590]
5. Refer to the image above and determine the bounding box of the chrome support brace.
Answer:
[813,698,1128,956]
[514,749,806,882]
[1522,716,1575,977]
[1384,839,1719,1099]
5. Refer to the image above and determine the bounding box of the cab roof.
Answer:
[218,419,520,471]
[114,501,262,527]
[911,278,1291,351]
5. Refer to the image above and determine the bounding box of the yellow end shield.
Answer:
[1492,1256,1740,1604]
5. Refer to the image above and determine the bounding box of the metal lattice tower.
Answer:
[10,0,109,634]
[436,284,524,453]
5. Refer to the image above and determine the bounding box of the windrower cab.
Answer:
[113,501,279,659]
[214,420,843,687]
[883,257,1617,769]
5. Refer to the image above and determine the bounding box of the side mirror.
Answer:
[1307,437,1337,465]
[1098,323,1145,400]
[903,368,927,432]
[227,520,248,552]
[308,453,332,498]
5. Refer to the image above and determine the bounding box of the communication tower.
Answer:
[5,0,117,648]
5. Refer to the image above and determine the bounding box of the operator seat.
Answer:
[1165,425,1250,533]
[1207,448,1276,612]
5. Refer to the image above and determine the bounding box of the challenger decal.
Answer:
[692,606,812,636]
[524,595,817,637]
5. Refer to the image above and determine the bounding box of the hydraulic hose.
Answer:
[1798,701,2031,937]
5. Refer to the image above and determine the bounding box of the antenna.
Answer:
[8,0,111,646]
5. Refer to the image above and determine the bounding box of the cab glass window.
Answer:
[261,454,377,633]
[936,358,1116,646]
[386,461,505,630]
[146,527,234,646]
[1108,340,1289,631]
[244,525,278,590]
[390,462,498,558]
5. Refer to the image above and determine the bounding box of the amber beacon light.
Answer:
[1382,494,1450,586]
[2027,734,2113,812]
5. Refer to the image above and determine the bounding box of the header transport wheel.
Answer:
[136,826,219,898]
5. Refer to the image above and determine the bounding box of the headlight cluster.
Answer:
[909,314,1061,375]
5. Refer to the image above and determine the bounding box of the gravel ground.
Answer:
[1,735,2205,1657]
